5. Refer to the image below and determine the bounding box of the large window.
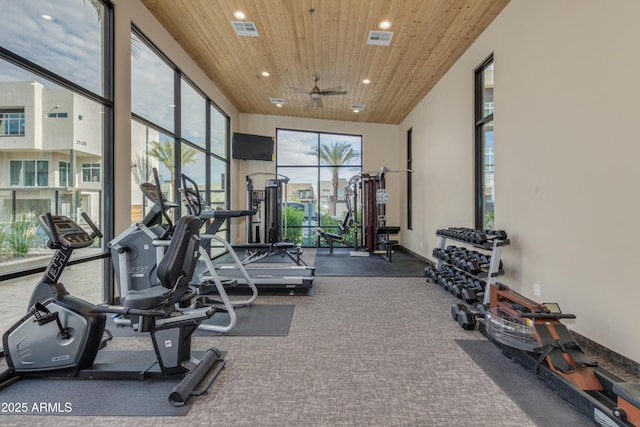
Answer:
[0,0,112,300]
[0,0,107,96]
[10,160,50,187]
[131,31,175,133]
[475,55,495,230]
[276,129,362,247]
[130,27,230,247]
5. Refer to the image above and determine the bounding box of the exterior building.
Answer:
[0,81,103,221]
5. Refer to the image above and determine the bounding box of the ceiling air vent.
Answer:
[367,31,393,46]
[270,98,285,104]
[351,104,366,110]
[232,21,259,37]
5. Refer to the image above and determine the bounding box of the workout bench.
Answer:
[377,226,400,262]
[316,228,343,254]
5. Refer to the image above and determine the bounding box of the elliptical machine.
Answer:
[109,168,247,333]
[109,178,179,298]
[0,212,225,407]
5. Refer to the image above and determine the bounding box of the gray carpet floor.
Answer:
[0,276,598,426]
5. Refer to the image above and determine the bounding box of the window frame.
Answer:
[81,163,101,183]
[8,159,49,187]
[276,128,362,247]
[474,54,495,230]
[406,127,413,230]
[130,25,231,233]
[0,108,26,136]
[0,0,114,286]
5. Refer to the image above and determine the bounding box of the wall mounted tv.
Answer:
[232,132,274,161]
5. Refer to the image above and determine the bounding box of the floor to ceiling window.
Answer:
[475,55,495,230]
[0,0,113,287]
[276,129,362,247]
[130,27,230,254]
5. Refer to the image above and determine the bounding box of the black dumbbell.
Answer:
[457,308,477,330]
[461,287,478,304]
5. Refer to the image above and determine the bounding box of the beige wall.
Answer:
[401,0,640,361]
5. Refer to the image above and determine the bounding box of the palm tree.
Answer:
[148,140,198,197]
[311,141,360,215]
[131,152,151,187]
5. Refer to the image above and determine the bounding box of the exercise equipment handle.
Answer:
[44,213,61,248]
[180,173,202,217]
[152,167,173,239]
[81,211,103,239]
[518,312,576,320]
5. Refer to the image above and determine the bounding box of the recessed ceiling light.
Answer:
[362,79,371,84]
[378,21,392,30]
[353,109,360,113]
[233,11,246,20]
[261,71,270,77]
[276,103,283,108]
[41,14,53,21]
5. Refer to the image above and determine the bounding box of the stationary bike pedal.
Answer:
[197,296,228,312]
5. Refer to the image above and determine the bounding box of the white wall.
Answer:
[401,0,640,362]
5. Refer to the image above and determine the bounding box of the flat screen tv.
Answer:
[232,132,274,161]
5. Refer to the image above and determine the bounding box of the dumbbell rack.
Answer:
[432,228,510,306]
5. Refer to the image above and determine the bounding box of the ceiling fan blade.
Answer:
[288,87,311,93]
[321,85,343,92]
[320,90,348,96]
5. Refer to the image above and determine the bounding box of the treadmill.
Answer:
[181,174,315,292]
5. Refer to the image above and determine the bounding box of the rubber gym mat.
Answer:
[0,350,219,416]
[106,304,295,337]
[314,247,426,277]
[199,303,294,336]
[456,339,592,426]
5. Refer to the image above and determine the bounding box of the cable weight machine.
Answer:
[359,167,400,261]
[246,173,290,245]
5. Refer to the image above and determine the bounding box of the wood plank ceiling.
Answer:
[140,0,510,124]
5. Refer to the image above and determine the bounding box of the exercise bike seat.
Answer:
[121,215,202,313]
[123,286,169,310]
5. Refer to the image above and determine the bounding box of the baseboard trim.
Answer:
[398,246,431,265]
[572,331,640,380]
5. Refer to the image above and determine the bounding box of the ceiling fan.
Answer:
[294,75,348,107]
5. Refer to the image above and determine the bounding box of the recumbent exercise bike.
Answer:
[0,212,225,407]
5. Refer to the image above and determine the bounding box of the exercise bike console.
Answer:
[39,213,99,249]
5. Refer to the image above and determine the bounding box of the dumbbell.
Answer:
[460,286,478,304]
[457,307,477,330]
[450,280,466,299]
[424,267,438,283]
[487,230,508,240]
[451,303,466,321]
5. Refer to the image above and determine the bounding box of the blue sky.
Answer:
[0,0,103,94]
